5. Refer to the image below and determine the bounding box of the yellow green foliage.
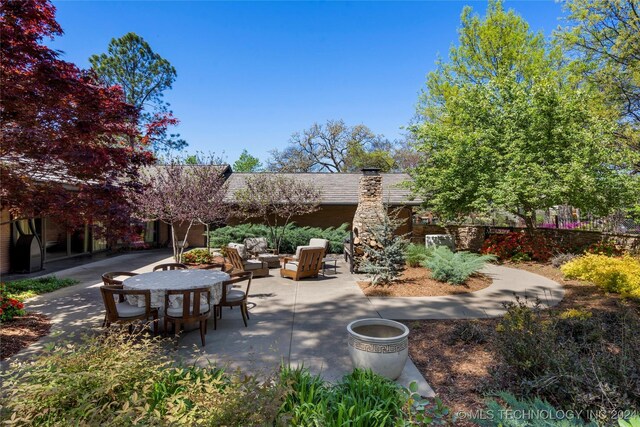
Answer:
[559,308,593,321]
[561,254,640,300]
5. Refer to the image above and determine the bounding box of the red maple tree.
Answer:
[0,0,163,243]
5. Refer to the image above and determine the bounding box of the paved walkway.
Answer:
[2,251,565,398]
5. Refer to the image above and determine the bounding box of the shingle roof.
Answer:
[225,173,421,206]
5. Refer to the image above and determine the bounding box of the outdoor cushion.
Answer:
[225,289,246,302]
[309,238,329,251]
[228,243,248,260]
[283,261,299,271]
[115,302,147,318]
[166,302,210,317]
[295,245,324,259]
[243,259,267,271]
[244,237,269,254]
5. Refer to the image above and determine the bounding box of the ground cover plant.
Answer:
[0,284,25,323]
[405,243,432,267]
[181,248,215,265]
[4,276,79,300]
[481,232,559,262]
[209,223,349,254]
[424,247,495,285]
[561,254,640,300]
[0,331,448,426]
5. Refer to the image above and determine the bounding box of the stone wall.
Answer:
[411,223,640,253]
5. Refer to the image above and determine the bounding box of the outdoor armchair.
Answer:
[280,247,325,281]
[226,246,269,278]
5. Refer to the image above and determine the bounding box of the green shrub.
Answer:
[209,223,349,254]
[181,248,215,264]
[0,284,25,323]
[359,212,408,285]
[475,391,597,426]
[424,246,495,285]
[494,298,640,424]
[446,320,489,345]
[0,331,286,426]
[405,244,432,268]
[5,276,79,300]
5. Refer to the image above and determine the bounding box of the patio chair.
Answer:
[214,271,252,329]
[101,272,138,326]
[164,287,211,346]
[226,246,269,278]
[292,238,330,259]
[153,263,188,272]
[280,247,325,281]
[100,286,158,334]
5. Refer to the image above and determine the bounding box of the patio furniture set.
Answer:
[99,238,337,346]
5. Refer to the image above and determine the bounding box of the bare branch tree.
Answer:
[233,175,321,253]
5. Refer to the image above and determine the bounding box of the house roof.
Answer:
[225,172,421,206]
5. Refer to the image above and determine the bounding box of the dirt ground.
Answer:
[1,313,51,360]
[358,266,491,297]
[405,261,639,425]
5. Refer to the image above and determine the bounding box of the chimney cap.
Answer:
[361,167,381,175]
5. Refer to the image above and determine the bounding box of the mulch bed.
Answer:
[1,312,52,361]
[405,261,640,424]
[358,266,492,297]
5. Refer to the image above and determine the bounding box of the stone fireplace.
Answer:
[351,168,386,271]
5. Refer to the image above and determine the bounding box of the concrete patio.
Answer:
[3,249,434,395]
[3,248,565,398]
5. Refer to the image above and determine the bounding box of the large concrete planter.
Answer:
[347,318,409,380]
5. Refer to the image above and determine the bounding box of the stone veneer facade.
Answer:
[351,168,386,271]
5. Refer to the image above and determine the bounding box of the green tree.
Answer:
[232,149,263,172]
[410,0,637,230]
[90,32,186,153]
[559,0,640,173]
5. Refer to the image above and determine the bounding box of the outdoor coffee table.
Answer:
[321,257,338,276]
[123,269,230,314]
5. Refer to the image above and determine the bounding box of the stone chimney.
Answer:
[352,168,385,270]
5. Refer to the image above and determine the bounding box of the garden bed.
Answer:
[405,263,640,425]
[358,266,492,297]
[0,313,51,360]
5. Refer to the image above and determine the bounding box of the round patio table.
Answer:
[122,269,230,314]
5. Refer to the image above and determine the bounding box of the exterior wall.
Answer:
[0,210,11,274]
[174,223,207,248]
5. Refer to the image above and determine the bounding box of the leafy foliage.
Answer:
[89,32,185,153]
[233,175,321,253]
[232,149,263,172]
[494,297,640,423]
[0,332,449,425]
[584,240,624,257]
[424,246,495,285]
[0,284,25,323]
[4,276,79,300]
[181,248,215,265]
[482,232,559,262]
[410,0,637,229]
[359,211,408,285]
[561,254,640,300]
[1,0,156,243]
[476,391,597,426]
[405,244,432,268]
[209,223,349,255]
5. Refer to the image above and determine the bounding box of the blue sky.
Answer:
[50,1,564,165]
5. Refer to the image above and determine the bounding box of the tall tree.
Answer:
[131,156,228,262]
[233,175,321,253]
[0,0,156,246]
[410,0,637,230]
[233,149,263,172]
[267,120,395,172]
[559,0,640,172]
[90,32,186,153]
